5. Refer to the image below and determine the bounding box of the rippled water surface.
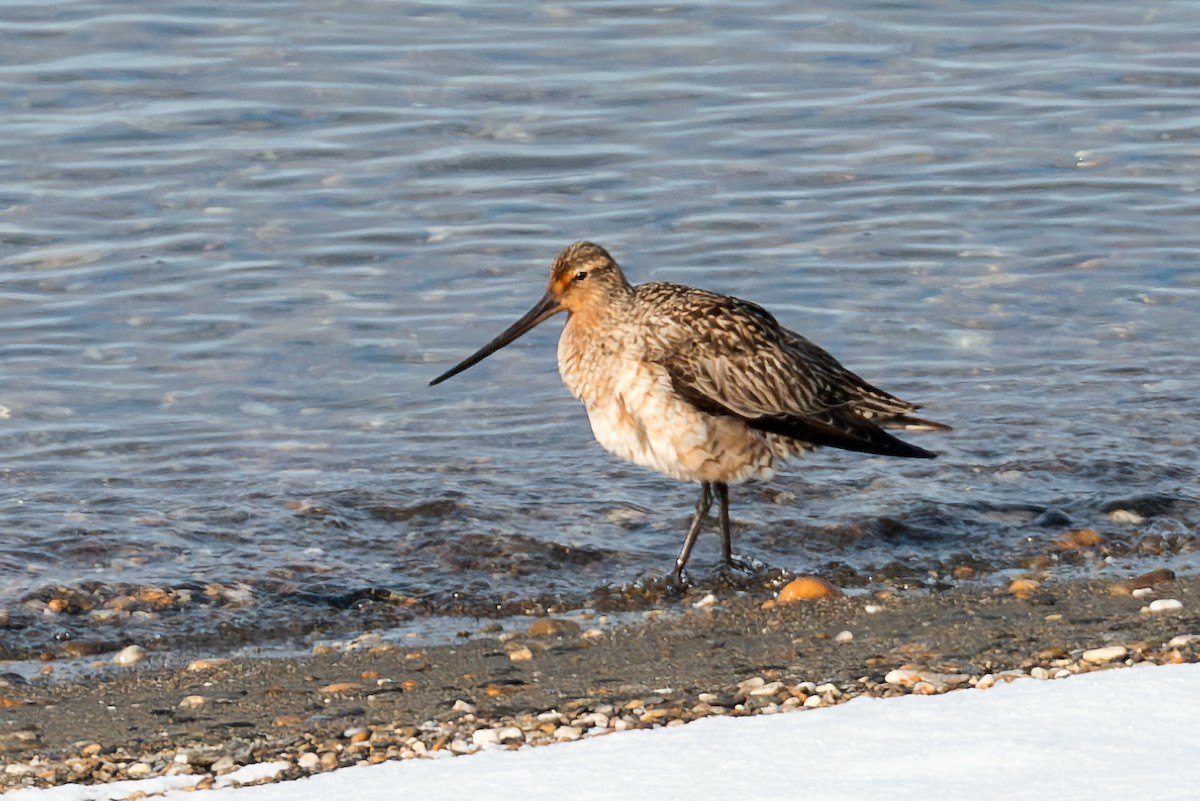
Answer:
[2,1,1199,660]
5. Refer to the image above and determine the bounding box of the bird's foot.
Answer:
[667,568,690,596]
[720,554,760,577]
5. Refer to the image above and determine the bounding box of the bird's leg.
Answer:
[671,481,712,587]
[716,482,733,565]
[716,482,754,574]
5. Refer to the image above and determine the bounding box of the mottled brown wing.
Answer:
[645,287,941,458]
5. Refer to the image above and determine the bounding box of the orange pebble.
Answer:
[1058,528,1103,549]
[1008,578,1040,599]
[777,576,843,603]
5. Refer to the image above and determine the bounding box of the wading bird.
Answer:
[430,242,949,586]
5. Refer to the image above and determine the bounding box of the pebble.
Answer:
[1007,578,1040,599]
[776,576,842,603]
[210,755,237,774]
[471,728,501,748]
[736,677,764,694]
[748,681,784,697]
[1109,568,1176,596]
[496,726,524,743]
[319,682,362,694]
[884,669,922,687]
[1057,528,1102,549]
[834,630,854,644]
[579,712,609,729]
[1144,599,1183,614]
[1107,509,1144,524]
[527,618,581,638]
[297,753,320,770]
[178,695,209,711]
[506,645,533,662]
[111,645,145,667]
[1081,645,1128,664]
[186,659,231,672]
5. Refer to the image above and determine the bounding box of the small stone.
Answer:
[506,644,533,662]
[496,726,524,743]
[736,677,765,694]
[579,711,609,729]
[1111,568,1176,597]
[1167,634,1200,648]
[527,618,581,638]
[802,695,823,708]
[1144,599,1183,614]
[112,645,145,667]
[273,715,304,727]
[1107,509,1144,524]
[692,593,717,608]
[1008,578,1040,599]
[884,669,922,687]
[749,681,785,697]
[80,743,102,757]
[320,752,338,771]
[863,604,882,614]
[1057,528,1103,549]
[777,576,842,603]
[178,695,209,710]
[1030,667,1051,680]
[834,630,854,644]
[186,659,231,672]
[471,729,501,748]
[126,762,153,778]
[1081,645,1128,664]
[211,755,237,774]
[553,725,582,741]
[452,699,478,715]
[318,682,362,694]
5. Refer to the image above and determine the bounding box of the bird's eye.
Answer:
[573,270,588,282]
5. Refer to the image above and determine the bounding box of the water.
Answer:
[1,1,1198,660]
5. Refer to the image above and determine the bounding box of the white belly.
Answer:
[570,359,778,484]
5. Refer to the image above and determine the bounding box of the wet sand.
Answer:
[2,573,1198,791]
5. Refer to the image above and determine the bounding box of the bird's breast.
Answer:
[556,316,777,484]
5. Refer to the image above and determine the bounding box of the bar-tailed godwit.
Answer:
[430,242,949,586]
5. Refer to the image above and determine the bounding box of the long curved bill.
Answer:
[429,291,562,386]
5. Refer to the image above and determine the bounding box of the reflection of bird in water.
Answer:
[431,241,950,585]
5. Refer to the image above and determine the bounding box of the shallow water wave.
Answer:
[1,1,1199,659]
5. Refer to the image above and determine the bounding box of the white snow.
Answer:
[6,662,1200,801]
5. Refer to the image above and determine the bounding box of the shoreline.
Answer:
[2,572,1198,792]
